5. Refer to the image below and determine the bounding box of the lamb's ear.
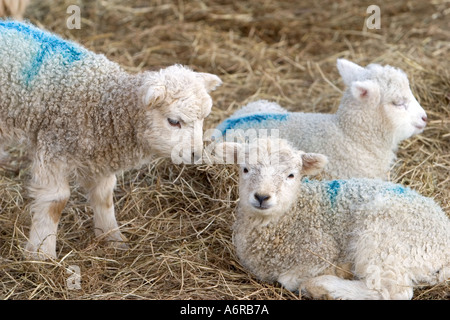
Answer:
[196,72,222,92]
[350,80,380,104]
[337,59,364,86]
[301,153,328,176]
[141,84,166,107]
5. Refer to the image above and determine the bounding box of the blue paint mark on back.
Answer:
[389,185,406,195]
[326,180,344,208]
[216,113,289,135]
[0,21,86,86]
[385,184,416,198]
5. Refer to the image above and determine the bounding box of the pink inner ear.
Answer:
[351,80,380,102]
[352,84,369,99]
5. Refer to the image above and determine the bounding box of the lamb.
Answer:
[0,21,222,259]
[213,59,428,180]
[222,138,449,299]
[0,0,29,19]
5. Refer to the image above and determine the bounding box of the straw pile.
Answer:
[0,0,448,300]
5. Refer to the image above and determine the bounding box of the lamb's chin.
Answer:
[247,206,281,221]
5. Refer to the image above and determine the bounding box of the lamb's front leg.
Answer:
[301,275,383,300]
[25,163,70,260]
[81,174,128,248]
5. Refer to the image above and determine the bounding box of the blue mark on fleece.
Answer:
[326,180,344,208]
[216,113,289,136]
[385,184,416,198]
[388,185,407,195]
[0,21,86,86]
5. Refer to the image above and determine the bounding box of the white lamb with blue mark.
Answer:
[0,21,222,259]
[221,138,449,300]
[214,59,428,180]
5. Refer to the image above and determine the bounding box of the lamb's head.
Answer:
[140,65,222,163]
[218,138,327,218]
[337,59,427,145]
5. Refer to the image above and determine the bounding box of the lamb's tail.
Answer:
[231,100,288,118]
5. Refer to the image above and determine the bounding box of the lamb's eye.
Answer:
[392,101,405,108]
[288,174,295,179]
[243,167,249,173]
[168,118,181,128]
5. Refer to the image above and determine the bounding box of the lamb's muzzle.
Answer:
[253,193,271,209]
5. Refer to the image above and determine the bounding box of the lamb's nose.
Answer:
[254,193,271,205]
[422,115,428,123]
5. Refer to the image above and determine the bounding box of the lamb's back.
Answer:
[0,21,121,116]
[0,21,139,172]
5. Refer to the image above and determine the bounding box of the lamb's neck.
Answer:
[97,71,151,173]
[336,102,394,152]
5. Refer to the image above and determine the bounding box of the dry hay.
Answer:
[0,0,449,300]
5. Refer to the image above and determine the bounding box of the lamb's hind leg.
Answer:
[25,160,70,260]
[302,275,383,300]
[80,174,128,248]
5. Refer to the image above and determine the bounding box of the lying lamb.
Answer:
[221,138,449,300]
[213,59,428,180]
[0,21,221,259]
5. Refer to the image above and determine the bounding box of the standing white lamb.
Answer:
[221,138,449,300]
[213,59,428,180]
[0,21,222,259]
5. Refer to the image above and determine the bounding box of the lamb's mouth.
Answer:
[252,204,271,210]
[414,124,425,131]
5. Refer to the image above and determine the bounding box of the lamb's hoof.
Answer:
[24,243,57,261]
[97,232,129,250]
[302,285,335,300]
[301,276,340,300]
[106,239,129,250]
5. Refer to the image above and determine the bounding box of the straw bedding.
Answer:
[0,0,448,299]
